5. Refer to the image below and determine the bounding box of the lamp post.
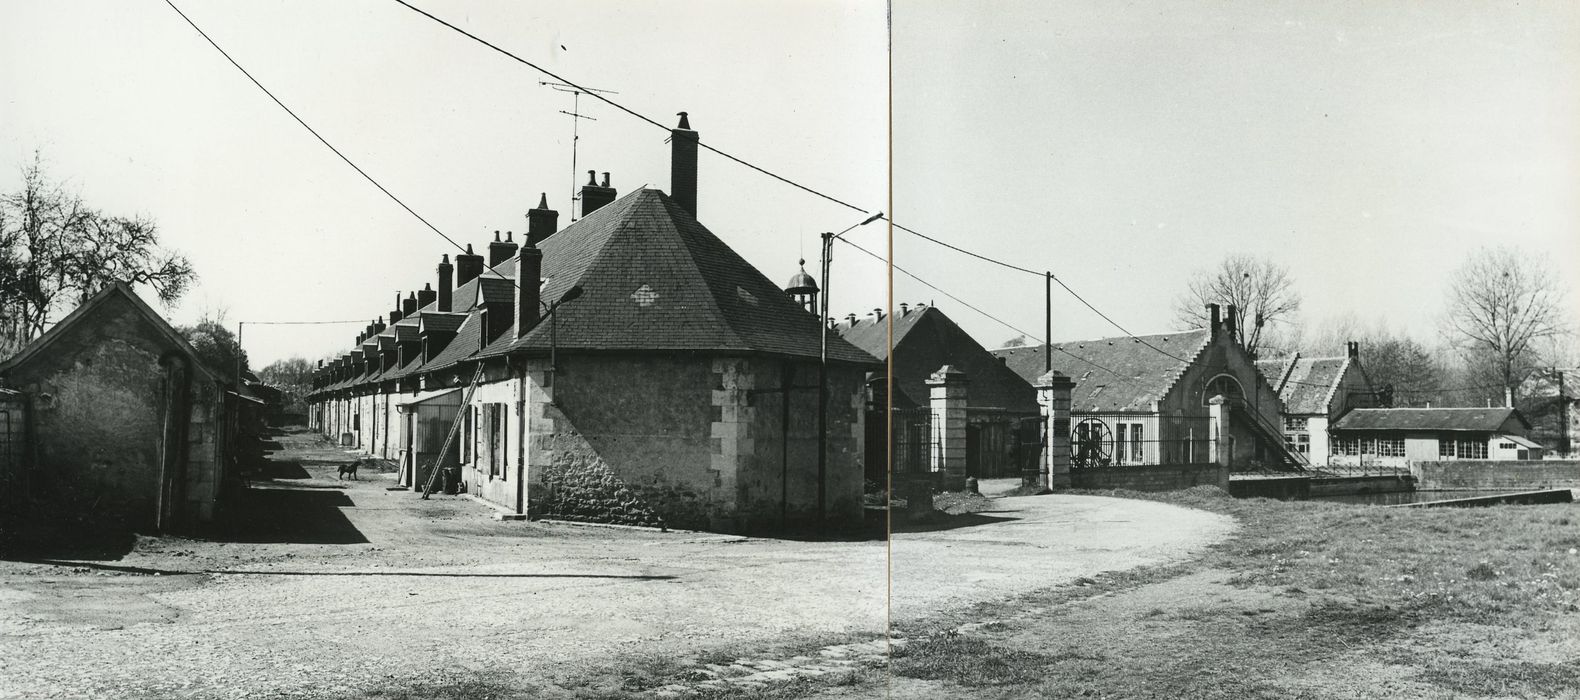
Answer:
[541,285,585,375]
[817,212,883,528]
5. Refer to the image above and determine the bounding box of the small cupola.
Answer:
[784,259,818,314]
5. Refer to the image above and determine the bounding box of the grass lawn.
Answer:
[880,487,1580,699]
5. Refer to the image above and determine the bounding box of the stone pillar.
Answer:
[1208,394,1231,468]
[927,365,969,491]
[1036,370,1075,489]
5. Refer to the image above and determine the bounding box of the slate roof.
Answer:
[840,305,1036,412]
[1332,407,1531,433]
[316,187,878,393]
[1256,356,1349,415]
[483,188,878,365]
[990,329,1212,413]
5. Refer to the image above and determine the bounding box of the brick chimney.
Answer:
[1224,305,1238,343]
[456,243,484,286]
[488,230,518,268]
[516,243,543,341]
[372,316,386,334]
[390,292,404,324]
[1347,341,1359,359]
[527,193,558,246]
[580,170,616,217]
[403,292,418,317]
[436,255,453,312]
[671,112,698,218]
[417,283,437,309]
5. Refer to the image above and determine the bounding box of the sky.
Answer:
[0,0,888,367]
[893,1,1580,355]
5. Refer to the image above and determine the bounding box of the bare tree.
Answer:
[1172,254,1301,358]
[1442,246,1569,405]
[0,153,195,356]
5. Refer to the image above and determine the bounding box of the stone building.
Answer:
[838,304,1039,479]
[308,115,880,533]
[0,283,242,532]
[992,304,1301,472]
[1256,343,1379,467]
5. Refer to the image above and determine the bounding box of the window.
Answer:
[1459,440,1487,459]
[1131,423,1145,464]
[1115,424,1128,464]
[1439,437,1488,459]
[1284,416,1308,432]
[1499,442,1516,450]
[485,403,506,479]
[1287,433,1310,454]
[1377,438,1404,457]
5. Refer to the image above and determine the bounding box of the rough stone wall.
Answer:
[1,294,227,528]
[518,354,867,533]
[1415,460,1580,491]
[1071,464,1228,492]
[526,355,713,529]
[732,359,867,533]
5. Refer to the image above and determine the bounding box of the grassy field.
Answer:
[880,487,1580,699]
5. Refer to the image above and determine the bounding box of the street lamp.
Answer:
[817,212,884,527]
[541,285,585,375]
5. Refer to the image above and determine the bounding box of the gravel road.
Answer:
[1,432,1233,698]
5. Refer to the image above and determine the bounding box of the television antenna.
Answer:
[540,81,619,222]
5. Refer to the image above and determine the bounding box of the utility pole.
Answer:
[816,213,882,531]
[1044,272,1052,374]
[540,81,618,222]
[1558,368,1570,457]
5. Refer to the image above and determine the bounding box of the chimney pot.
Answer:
[527,192,560,246]
[417,283,436,310]
[437,254,454,312]
[403,292,418,316]
[671,113,699,218]
[1225,305,1238,341]
[488,229,519,268]
[456,243,485,286]
[872,307,884,321]
[900,302,909,315]
[580,169,617,217]
[1206,303,1221,335]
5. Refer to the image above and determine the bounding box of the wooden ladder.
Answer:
[420,363,487,499]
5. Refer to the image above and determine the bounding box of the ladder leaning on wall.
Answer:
[420,362,488,500]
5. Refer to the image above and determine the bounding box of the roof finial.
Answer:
[676,111,691,130]
[537,192,549,209]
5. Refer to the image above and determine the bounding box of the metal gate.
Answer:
[892,408,936,477]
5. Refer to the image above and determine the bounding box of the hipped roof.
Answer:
[1333,407,1531,433]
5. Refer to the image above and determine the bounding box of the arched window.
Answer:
[1202,373,1245,406]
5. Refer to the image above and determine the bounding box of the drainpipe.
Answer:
[516,359,528,517]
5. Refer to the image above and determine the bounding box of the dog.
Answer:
[337,461,360,480]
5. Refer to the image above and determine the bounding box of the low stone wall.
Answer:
[1071,463,1228,493]
[1228,476,1310,500]
[1414,460,1580,491]
[1309,475,1414,498]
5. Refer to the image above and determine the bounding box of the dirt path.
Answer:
[1,430,885,699]
[890,492,1237,622]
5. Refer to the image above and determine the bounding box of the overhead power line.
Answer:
[165,0,469,257]
[391,0,872,215]
[835,238,1125,379]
